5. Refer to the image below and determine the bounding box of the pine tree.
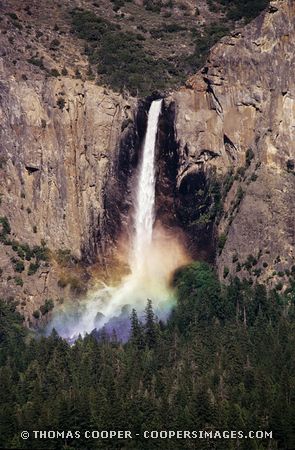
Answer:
[144,299,157,349]
[130,308,145,350]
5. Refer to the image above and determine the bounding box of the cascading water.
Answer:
[48,100,188,341]
[132,99,162,272]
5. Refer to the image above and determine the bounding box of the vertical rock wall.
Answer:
[0,60,138,315]
[169,0,295,286]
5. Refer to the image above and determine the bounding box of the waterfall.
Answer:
[48,98,188,341]
[132,99,162,271]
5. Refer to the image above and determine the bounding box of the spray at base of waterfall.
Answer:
[48,223,189,340]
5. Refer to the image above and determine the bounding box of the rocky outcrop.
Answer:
[0,74,137,257]
[169,0,295,287]
[0,58,137,319]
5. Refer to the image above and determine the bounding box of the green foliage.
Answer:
[223,266,229,278]
[40,298,54,315]
[185,22,230,71]
[14,260,24,273]
[111,0,125,12]
[50,38,60,48]
[56,249,76,267]
[218,232,227,250]
[208,0,269,22]
[244,254,258,270]
[50,68,60,77]
[27,57,44,69]
[130,308,145,350]
[7,12,19,21]
[245,147,255,167]
[0,156,7,169]
[32,310,40,319]
[68,0,269,96]
[56,97,65,109]
[162,23,185,33]
[70,9,182,95]
[0,300,26,363]
[236,186,244,203]
[144,0,162,13]
[28,262,39,276]
[253,267,262,277]
[178,176,222,236]
[237,166,246,178]
[223,171,234,196]
[0,217,11,241]
[172,262,227,330]
[251,173,258,182]
[18,244,30,259]
[71,10,116,40]
[33,244,49,262]
[144,299,157,348]
[14,277,23,287]
[0,267,294,448]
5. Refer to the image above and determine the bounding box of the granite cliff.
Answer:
[0,0,294,323]
[0,8,139,321]
[0,71,138,321]
[169,0,295,288]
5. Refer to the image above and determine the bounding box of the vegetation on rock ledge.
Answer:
[70,0,270,96]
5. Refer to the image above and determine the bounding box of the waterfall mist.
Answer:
[47,100,189,341]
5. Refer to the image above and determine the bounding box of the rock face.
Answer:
[169,0,295,286]
[0,76,136,257]
[1,0,295,322]
[0,58,137,319]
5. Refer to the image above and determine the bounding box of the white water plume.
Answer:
[132,99,162,272]
[48,99,189,340]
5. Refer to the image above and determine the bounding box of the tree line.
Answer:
[0,262,294,449]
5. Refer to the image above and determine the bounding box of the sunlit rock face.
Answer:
[0,61,138,317]
[169,1,295,285]
[0,75,137,260]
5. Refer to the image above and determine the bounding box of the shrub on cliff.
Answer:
[56,97,65,110]
[208,0,269,22]
[40,298,54,315]
[0,217,11,241]
[70,9,181,95]
[14,260,24,273]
